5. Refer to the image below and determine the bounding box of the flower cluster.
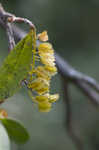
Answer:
[27,30,59,112]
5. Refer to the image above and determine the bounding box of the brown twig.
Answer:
[0,4,15,51]
[62,78,83,150]
[55,53,99,106]
[0,3,35,51]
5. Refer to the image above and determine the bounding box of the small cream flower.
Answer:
[34,66,51,80]
[35,95,49,103]
[44,65,57,75]
[48,94,59,103]
[38,43,53,53]
[37,31,48,42]
[28,78,50,94]
[38,101,52,112]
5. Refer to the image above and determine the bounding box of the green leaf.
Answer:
[1,118,29,144]
[0,30,33,101]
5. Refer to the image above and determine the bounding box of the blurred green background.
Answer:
[0,0,99,150]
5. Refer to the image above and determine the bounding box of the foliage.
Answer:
[0,31,33,101]
[0,118,29,144]
[0,31,33,145]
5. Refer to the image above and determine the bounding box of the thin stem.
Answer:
[6,22,15,51]
[7,16,35,30]
[32,28,37,68]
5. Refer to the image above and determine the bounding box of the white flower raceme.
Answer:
[27,31,59,112]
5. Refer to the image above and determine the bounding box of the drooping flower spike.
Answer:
[27,30,59,112]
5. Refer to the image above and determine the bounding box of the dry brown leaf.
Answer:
[0,109,8,118]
